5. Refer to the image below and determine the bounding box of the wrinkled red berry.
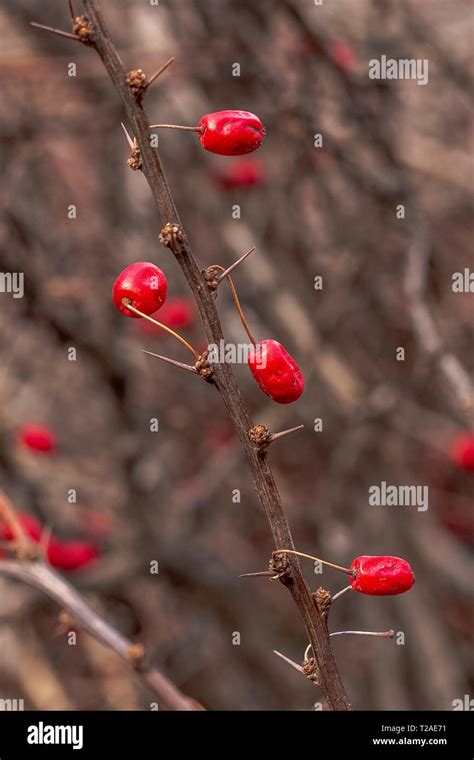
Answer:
[350,555,415,596]
[451,433,474,472]
[47,539,100,571]
[198,111,265,156]
[248,339,304,404]
[214,158,265,189]
[19,424,56,454]
[112,262,167,317]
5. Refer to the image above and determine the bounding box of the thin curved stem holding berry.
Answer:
[149,123,204,133]
[273,549,353,576]
[331,585,353,602]
[210,264,257,345]
[122,300,199,358]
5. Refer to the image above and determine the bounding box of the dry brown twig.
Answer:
[0,491,196,711]
[29,0,350,710]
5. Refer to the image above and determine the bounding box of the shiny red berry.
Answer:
[350,555,415,596]
[19,424,56,454]
[248,339,304,404]
[47,539,100,571]
[198,111,265,156]
[112,262,167,318]
[214,158,265,189]
[451,432,474,472]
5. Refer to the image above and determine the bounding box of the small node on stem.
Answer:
[312,587,332,619]
[126,642,146,667]
[120,123,141,170]
[194,352,214,381]
[159,222,185,250]
[126,69,147,99]
[248,424,271,447]
[71,14,93,44]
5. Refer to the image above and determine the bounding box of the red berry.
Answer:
[0,512,42,542]
[450,433,474,472]
[329,41,357,72]
[112,262,167,318]
[19,424,56,454]
[248,340,304,404]
[350,555,415,596]
[198,111,265,156]
[214,158,265,189]
[47,539,100,571]
[136,297,196,335]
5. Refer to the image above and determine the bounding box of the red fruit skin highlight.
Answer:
[248,340,304,404]
[198,111,265,156]
[112,262,167,317]
[451,433,474,472]
[350,555,415,596]
[19,424,56,454]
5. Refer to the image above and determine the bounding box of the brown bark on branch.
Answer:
[32,0,350,710]
[0,559,196,711]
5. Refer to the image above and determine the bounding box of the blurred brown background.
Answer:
[0,0,472,710]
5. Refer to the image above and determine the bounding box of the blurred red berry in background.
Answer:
[451,432,474,471]
[329,40,357,72]
[18,424,56,454]
[213,158,265,190]
[135,297,196,335]
[0,512,100,571]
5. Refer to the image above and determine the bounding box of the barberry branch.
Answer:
[32,0,350,710]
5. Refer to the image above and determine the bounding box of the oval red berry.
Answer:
[350,555,415,596]
[198,111,265,156]
[19,424,56,454]
[248,339,304,404]
[112,262,168,317]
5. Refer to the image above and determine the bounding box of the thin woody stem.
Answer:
[149,123,204,133]
[273,549,353,575]
[210,264,257,345]
[122,301,199,358]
